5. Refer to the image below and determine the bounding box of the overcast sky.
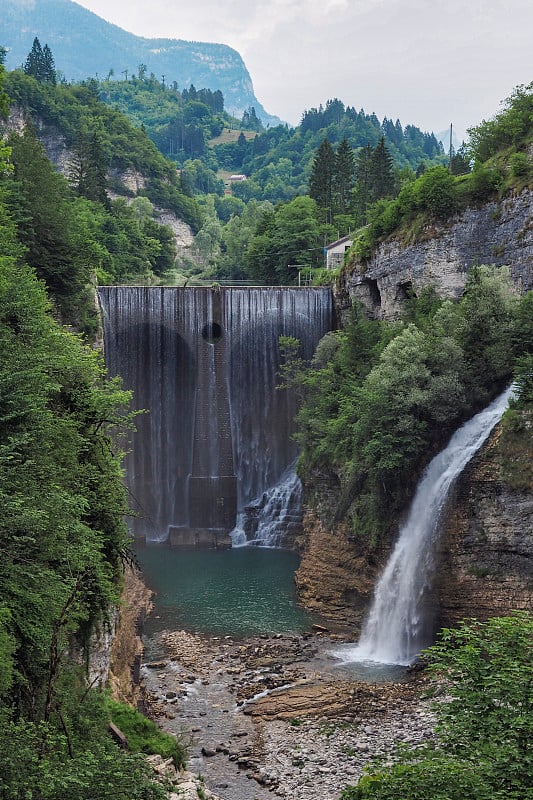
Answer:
[75,0,532,138]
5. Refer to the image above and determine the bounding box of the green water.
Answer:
[135,544,316,638]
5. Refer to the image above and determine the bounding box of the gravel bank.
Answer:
[141,630,437,800]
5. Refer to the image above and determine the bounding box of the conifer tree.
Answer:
[352,143,374,224]
[42,44,56,85]
[370,136,395,200]
[70,130,109,206]
[24,37,44,80]
[309,137,336,221]
[23,38,56,84]
[334,138,355,213]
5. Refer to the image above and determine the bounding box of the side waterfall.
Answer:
[98,286,333,546]
[340,385,514,666]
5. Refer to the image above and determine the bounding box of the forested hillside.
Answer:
[0,46,204,327]
[0,54,186,796]
[1,0,278,125]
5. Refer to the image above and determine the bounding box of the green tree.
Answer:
[217,199,273,279]
[415,165,457,219]
[245,196,321,284]
[458,265,516,399]
[42,44,57,86]
[450,143,471,175]
[69,129,109,206]
[335,138,355,213]
[353,143,374,223]
[309,138,336,221]
[369,137,394,200]
[342,613,533,800]
[23,38,56,84]
[7,124,96,327]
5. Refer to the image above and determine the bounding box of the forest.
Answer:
[0,38,532,800]
[0,49,186,798]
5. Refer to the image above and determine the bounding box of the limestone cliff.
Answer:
[108,566,153,704]
[3,107,195,255]
[295,512,382,630]
[436,414,533,627]
[297,410,533,631]
[341,188,533,320]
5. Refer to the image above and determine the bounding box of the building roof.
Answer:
[325,234,353,251]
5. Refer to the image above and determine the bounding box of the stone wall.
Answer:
[342,189,533,319]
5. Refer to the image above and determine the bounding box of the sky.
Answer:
[75,0,532,139]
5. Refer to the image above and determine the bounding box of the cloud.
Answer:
[75,0,533,133]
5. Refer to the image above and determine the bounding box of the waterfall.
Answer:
[339,385,514,666]
[98,286,333,545]
[231,466,303,548]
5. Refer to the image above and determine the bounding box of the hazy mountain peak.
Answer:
[1,0,282,125]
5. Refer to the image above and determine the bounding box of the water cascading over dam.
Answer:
[98,286,333,547]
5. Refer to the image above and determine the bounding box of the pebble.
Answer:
[142,629,438,800]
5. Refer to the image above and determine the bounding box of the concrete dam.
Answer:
[98,286,334,547]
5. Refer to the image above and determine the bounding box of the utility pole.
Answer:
[449,123,453,171]
[288,265,308,287]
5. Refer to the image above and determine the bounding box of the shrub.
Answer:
[510,151,531,178]
[414,166,457,219]
[107,699,187,768]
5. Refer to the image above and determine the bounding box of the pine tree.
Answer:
[23,37,44,81]
[352,143,374,224]
[450,143,471,176]
[370,136,395,200]
[334,138,355,213]
[42,44,56,85]
[23,38,56,84]
[309,137,336,221]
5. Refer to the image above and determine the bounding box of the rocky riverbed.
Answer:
[140,628,437,800]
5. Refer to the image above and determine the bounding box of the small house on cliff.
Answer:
[325,235,353,269]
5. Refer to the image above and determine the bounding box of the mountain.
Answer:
[1,0,281,126]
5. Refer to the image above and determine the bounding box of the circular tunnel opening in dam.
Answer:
[201,321,223,344]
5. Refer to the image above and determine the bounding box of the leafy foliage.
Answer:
[3,69,202,232]
[0,55,187,789]
[0,717,166,800]
[290,269,531,539]
[0,155,170,796]
[243,196,323,284]
[1,84,186,314]
[467,82,533,162]
[341,612,533,800]
[349,83,532,263]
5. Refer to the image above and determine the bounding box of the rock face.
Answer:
[4,107,195,258]
[342,189,533,319]
[436,424,533,628]
[295,512,383,630]
[109,566,153,704]
[298,415,533,631]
